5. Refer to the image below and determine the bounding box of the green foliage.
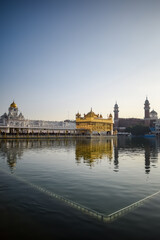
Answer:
[125,125,150,136]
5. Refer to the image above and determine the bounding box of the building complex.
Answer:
[113,97,159,135]
[0,98,159,137]
[0,101,114,137]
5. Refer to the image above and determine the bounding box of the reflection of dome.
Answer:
[10,101,17,108]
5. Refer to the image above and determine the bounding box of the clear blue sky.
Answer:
[1,0,160,121]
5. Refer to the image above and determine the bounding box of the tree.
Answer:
[126,125,150,136]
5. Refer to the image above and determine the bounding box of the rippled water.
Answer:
[0,137,160,239]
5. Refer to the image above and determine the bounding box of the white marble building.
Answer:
[0,101,76,130]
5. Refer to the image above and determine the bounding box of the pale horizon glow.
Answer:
[1,0,160,121]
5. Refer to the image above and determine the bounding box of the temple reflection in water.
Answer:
[0,137,159,174]
[75,139,114,167]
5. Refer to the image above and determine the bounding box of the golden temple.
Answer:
[76,108,113,135]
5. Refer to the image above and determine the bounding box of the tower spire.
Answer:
[114,102,119,129]
[144,97,150,126]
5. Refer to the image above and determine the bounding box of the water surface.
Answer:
[0,137,160,239]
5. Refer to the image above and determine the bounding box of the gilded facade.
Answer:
[76,108,113,135]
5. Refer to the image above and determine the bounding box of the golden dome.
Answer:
[86,108,98,118]
[10,101,17,108]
